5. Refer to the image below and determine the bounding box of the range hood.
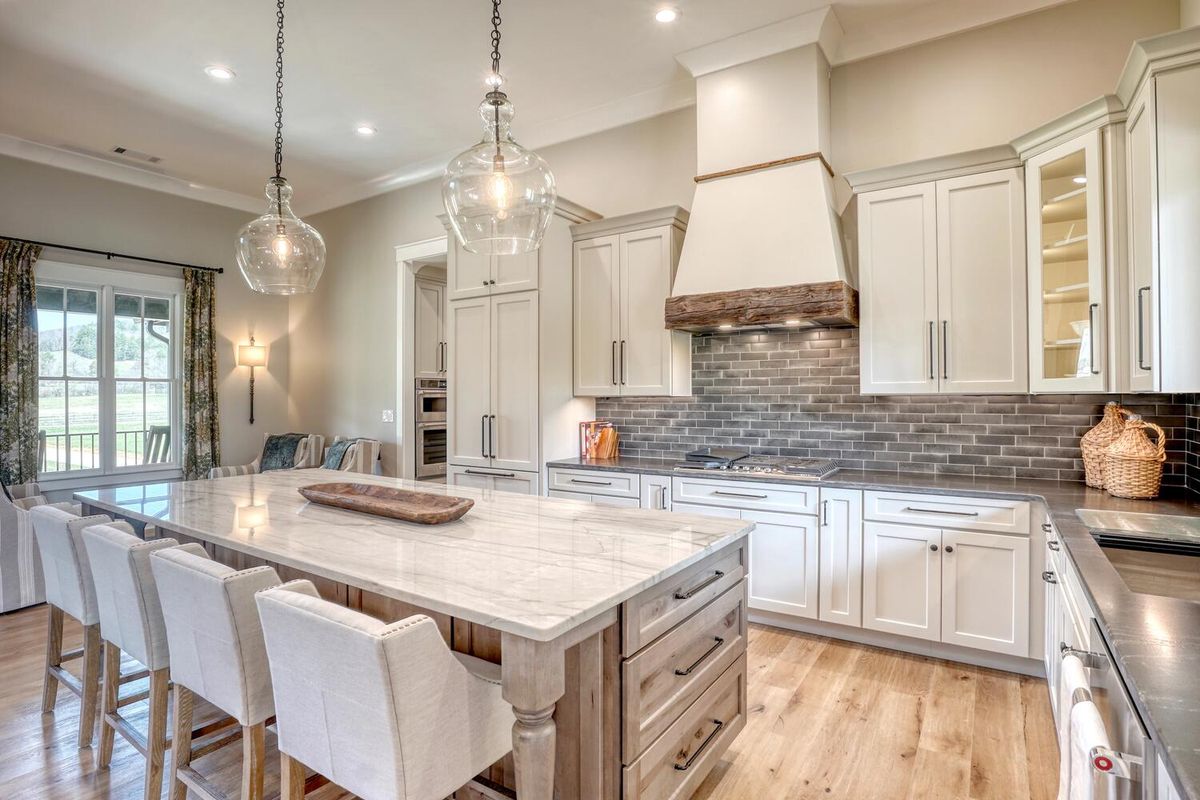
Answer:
[666,11,858,332]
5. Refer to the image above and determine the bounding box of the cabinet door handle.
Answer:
[945,545,954,554]
[488,414,496,460]
[442,342,447,373]
[1048,540,1061,551]
[903,506,980,517]
[941,320,949,381]
[928,321,935,380]
[674,570,725,600]
[1136,286,1151,371]
[480,414,488,458]
[1042,570,1058,584]
[1088,303,1100,375]
[821,499,829,526]
[674,637,725,677]
[673,719,724,772]
[659,485,668,510]
[612,341,618,386]
[569,478,612,486]
[465,468,516,478]
[620,340,627,385]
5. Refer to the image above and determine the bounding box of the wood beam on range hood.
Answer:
[664,280,859,332]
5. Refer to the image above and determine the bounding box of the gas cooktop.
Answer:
[674,453,839,480]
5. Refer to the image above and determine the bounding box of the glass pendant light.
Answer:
[442,0,556,256]
[236,0,326,295]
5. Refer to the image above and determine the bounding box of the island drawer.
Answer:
[672,476,818,515]
[548,468,640,498]
[622,657,747,800]
[622,579,747,763]
[622,539,747,656]
[864,490,1030,535]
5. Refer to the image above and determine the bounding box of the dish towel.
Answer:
[1056,655,1092,800]
[1062,700,1112,800]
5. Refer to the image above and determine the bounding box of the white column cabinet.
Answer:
[744,509,819,620]
[818,488,863,627]
[488,292,540,472]
[940,529,1030,657]
[571,208,691,398]
[414,278,446,378]
[862,521,942,642]
[447,296,491,468]
[856,168,1027,395]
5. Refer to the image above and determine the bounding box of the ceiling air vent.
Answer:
[111,146,162,164]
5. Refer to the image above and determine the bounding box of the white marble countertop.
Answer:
[75,470,752,642]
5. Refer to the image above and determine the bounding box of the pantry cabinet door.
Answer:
[940,529,1030,657]
[488,292,540,472]
[862,521,941,641]
[937,169,1028,393]
[619,226,674,396]
[447,298,491,468]
[743,510,819,620]
[414,279,445,378]
[573,236,621,396]
[858,184,940,394]
[818,488,863,628]
[492,250,539,295]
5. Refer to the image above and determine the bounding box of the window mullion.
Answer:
[101,286,116,475]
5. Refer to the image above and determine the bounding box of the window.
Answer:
[36,262,182,480]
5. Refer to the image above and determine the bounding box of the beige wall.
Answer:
[830,0,1180,177]
[1184,0,1200,26]
[0,154,290,469]
[291,108,698,474]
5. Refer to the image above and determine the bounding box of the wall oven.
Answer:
[415,422,446,479]
[416,378,446,423]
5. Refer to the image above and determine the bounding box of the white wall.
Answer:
[291,108,699,475]
[829,0,1180,177]
[1184,0,1200,27]
[0,154,290,469]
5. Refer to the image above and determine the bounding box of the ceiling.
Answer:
[0,0,1070,215]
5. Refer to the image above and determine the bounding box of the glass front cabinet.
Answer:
[1025,130,1108,392]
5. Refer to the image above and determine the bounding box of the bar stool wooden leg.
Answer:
[281,753,306,800]
[242,722,266,800]
[144,668,170,800]
[168,684,194,800]
[98,640,120,768]
[41,605,64,713]
[77,623,102,748]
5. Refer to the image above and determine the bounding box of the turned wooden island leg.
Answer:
[501,633,566,800]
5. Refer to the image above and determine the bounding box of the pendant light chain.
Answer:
[490,0,502,76]
[274,0,286,181]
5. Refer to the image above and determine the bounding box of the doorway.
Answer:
[394,236,448,481]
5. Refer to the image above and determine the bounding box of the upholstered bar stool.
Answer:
[29,505,123,747]
[255,580,515,800]
[149,547,282,800]
[81,523,219,800]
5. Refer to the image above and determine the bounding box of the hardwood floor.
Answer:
[0,605,1056,800]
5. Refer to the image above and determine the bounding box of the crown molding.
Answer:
[0,134,262,213]
[844,145,1021,193]
[675,8,844,77]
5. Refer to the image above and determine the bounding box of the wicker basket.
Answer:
[1080,402,1127,488]
[1103,416,1167,499]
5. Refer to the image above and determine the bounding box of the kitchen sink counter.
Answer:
[549,457,1200,798]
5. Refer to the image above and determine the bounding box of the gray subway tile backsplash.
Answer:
[595,329,1199,492]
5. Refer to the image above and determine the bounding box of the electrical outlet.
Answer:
[381,409,395,423]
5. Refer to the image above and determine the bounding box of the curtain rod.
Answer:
[1,235,224,274]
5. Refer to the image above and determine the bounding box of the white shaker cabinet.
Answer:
[447,243,538,301]
[448,464,539,495]
[940,529,1030,657]
[447,296,491,468]
[817,488,863,628]
[854,165,1027,395]
[744,509,819,620]
[571,208,691,397]
[862,521,942,642]
[414,277,446,378]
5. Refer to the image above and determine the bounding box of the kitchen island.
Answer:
[76,469,754,800]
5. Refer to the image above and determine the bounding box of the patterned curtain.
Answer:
[182,270,221,480]
[0,240,41,485]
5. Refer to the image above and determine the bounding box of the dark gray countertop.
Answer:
[548,457,1200,799]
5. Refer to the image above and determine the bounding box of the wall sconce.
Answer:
[237,337,268,424]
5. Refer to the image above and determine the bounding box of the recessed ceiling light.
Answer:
[655,7,679,23]
[204,64,236,81]
[355,124,378,137]
[1073,175,1087,185]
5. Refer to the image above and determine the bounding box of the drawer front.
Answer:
[547,489,640,508]
[864,490,1029,534]
[672,476,818,515]
[622,581,747,763]
[623,657,747,800]
[548,467,640,498]
[622,538,747,657]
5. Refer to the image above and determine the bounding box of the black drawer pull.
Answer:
[569,478,612,486]
[674,719,724,772]
[674,637,725,677]
[714,490,768,499]
[903,506,980,517]
[674,570,725,600]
